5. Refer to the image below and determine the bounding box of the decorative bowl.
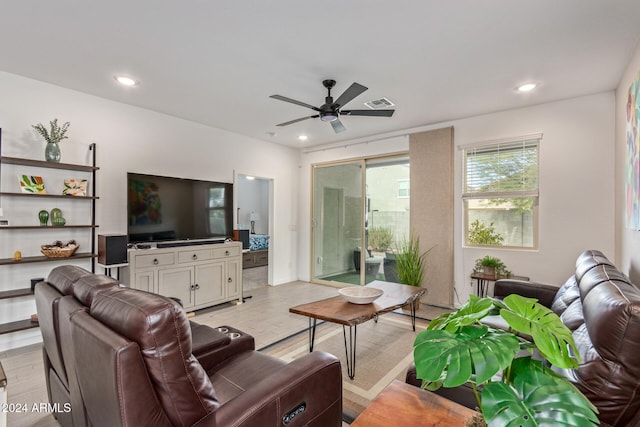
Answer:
[338,287,384,304]
[40,241,79,258]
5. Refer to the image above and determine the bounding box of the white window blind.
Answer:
[463,138,539,199]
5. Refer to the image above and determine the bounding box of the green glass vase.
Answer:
[45,142,61,162]
[38,210,49,226]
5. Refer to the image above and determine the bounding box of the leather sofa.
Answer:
[406,249,640,426]
[36,265,343,426]
[36,265,256,426]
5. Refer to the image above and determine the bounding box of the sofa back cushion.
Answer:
[46,265,93,295]
[90,287,219,426]
[72,274,119,306]
[557,250,640,426]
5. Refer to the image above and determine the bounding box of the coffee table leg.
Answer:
[411,301,417,331]
[343,325,357,380]
[308,318,317,352]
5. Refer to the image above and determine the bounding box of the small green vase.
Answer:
[45,142,61,162]
[38,210,49,226]
[50,208,63,219]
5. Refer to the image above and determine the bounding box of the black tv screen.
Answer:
[127,173,233,243]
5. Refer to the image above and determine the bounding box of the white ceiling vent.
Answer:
[364,97,395,110]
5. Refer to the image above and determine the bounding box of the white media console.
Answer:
[120,241,243,310]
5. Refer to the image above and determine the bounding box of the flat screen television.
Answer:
[127,172,233,245]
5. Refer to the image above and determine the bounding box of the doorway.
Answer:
[236,174,272,288]
[311,155,410,286]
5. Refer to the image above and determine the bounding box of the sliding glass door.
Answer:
[312,155,409,286]
[312,161,364,285]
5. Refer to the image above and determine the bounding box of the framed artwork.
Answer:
[626,71,640,230]
[18,175,46,194]
[128,179,162,225]
[62,178,88,196]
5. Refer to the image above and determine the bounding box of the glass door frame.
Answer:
[310,152,409,288]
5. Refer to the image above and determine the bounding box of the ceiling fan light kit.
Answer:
[270,79,395,134]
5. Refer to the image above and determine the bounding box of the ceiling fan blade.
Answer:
[341,109,395,117]
[270,95,320,111]
[333,82,368,108]
[276,115,319,127]
[331,119,346,133]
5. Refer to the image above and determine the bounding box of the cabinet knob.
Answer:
[194,283,200,290]
[225,250,230,256]
[192,254,198,260]
[228,277,233,283]
[190,284,195,290]
[153,258,159,265]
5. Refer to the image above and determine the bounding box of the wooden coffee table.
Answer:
[351,380,477,426]
[289,280,425,379]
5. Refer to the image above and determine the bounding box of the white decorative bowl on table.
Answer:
[338,287,384,304]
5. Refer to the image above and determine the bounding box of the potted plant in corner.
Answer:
[32,118,71,163]
[394,234,433,308]
[413,294,599,426]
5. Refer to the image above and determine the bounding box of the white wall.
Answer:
[616,41,640,281]
[0,71,299,350]
[299,93,615,306]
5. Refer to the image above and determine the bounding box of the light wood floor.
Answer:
[0,280,353,426]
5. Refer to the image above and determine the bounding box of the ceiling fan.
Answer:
[270,79,395,133]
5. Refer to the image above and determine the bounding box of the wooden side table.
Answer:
[351,380,478,426]
[471,273,529,297]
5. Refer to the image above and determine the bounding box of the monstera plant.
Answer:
[413,294,599,426]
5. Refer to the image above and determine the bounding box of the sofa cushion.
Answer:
[72,274,119,307]
[47,265,93,295]
[574,249,616,283]
[90,287,219,426]
[551,275,580,316]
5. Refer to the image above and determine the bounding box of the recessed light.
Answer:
[298,135,308,141]
[114,75,138,86]
[517,83,537,92]
[246,176,255,180]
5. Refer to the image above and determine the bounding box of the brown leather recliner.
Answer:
[36,265,259,426]
[406,249,640,426]
[69,285,343,427]
[35,265,117,426]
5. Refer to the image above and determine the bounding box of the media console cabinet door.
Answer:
[158,267,195,308]
[194,262,225,305]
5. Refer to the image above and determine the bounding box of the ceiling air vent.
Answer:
[364,97,395,110]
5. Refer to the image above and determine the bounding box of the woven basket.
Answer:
[41,244,79,258]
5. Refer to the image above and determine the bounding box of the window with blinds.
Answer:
[463,137,540,248]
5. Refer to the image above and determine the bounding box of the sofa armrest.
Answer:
[494,279,558,308]
[201,351,343,427]
[193,325,256,373]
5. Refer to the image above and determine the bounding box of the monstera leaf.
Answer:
[497,294,579,369]
[428,295,496,332]
[482,358,599,426]
[413,325,520,387]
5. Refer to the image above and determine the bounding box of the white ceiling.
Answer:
[1,1,639,149]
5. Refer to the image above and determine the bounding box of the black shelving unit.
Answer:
[0,128,99,335]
